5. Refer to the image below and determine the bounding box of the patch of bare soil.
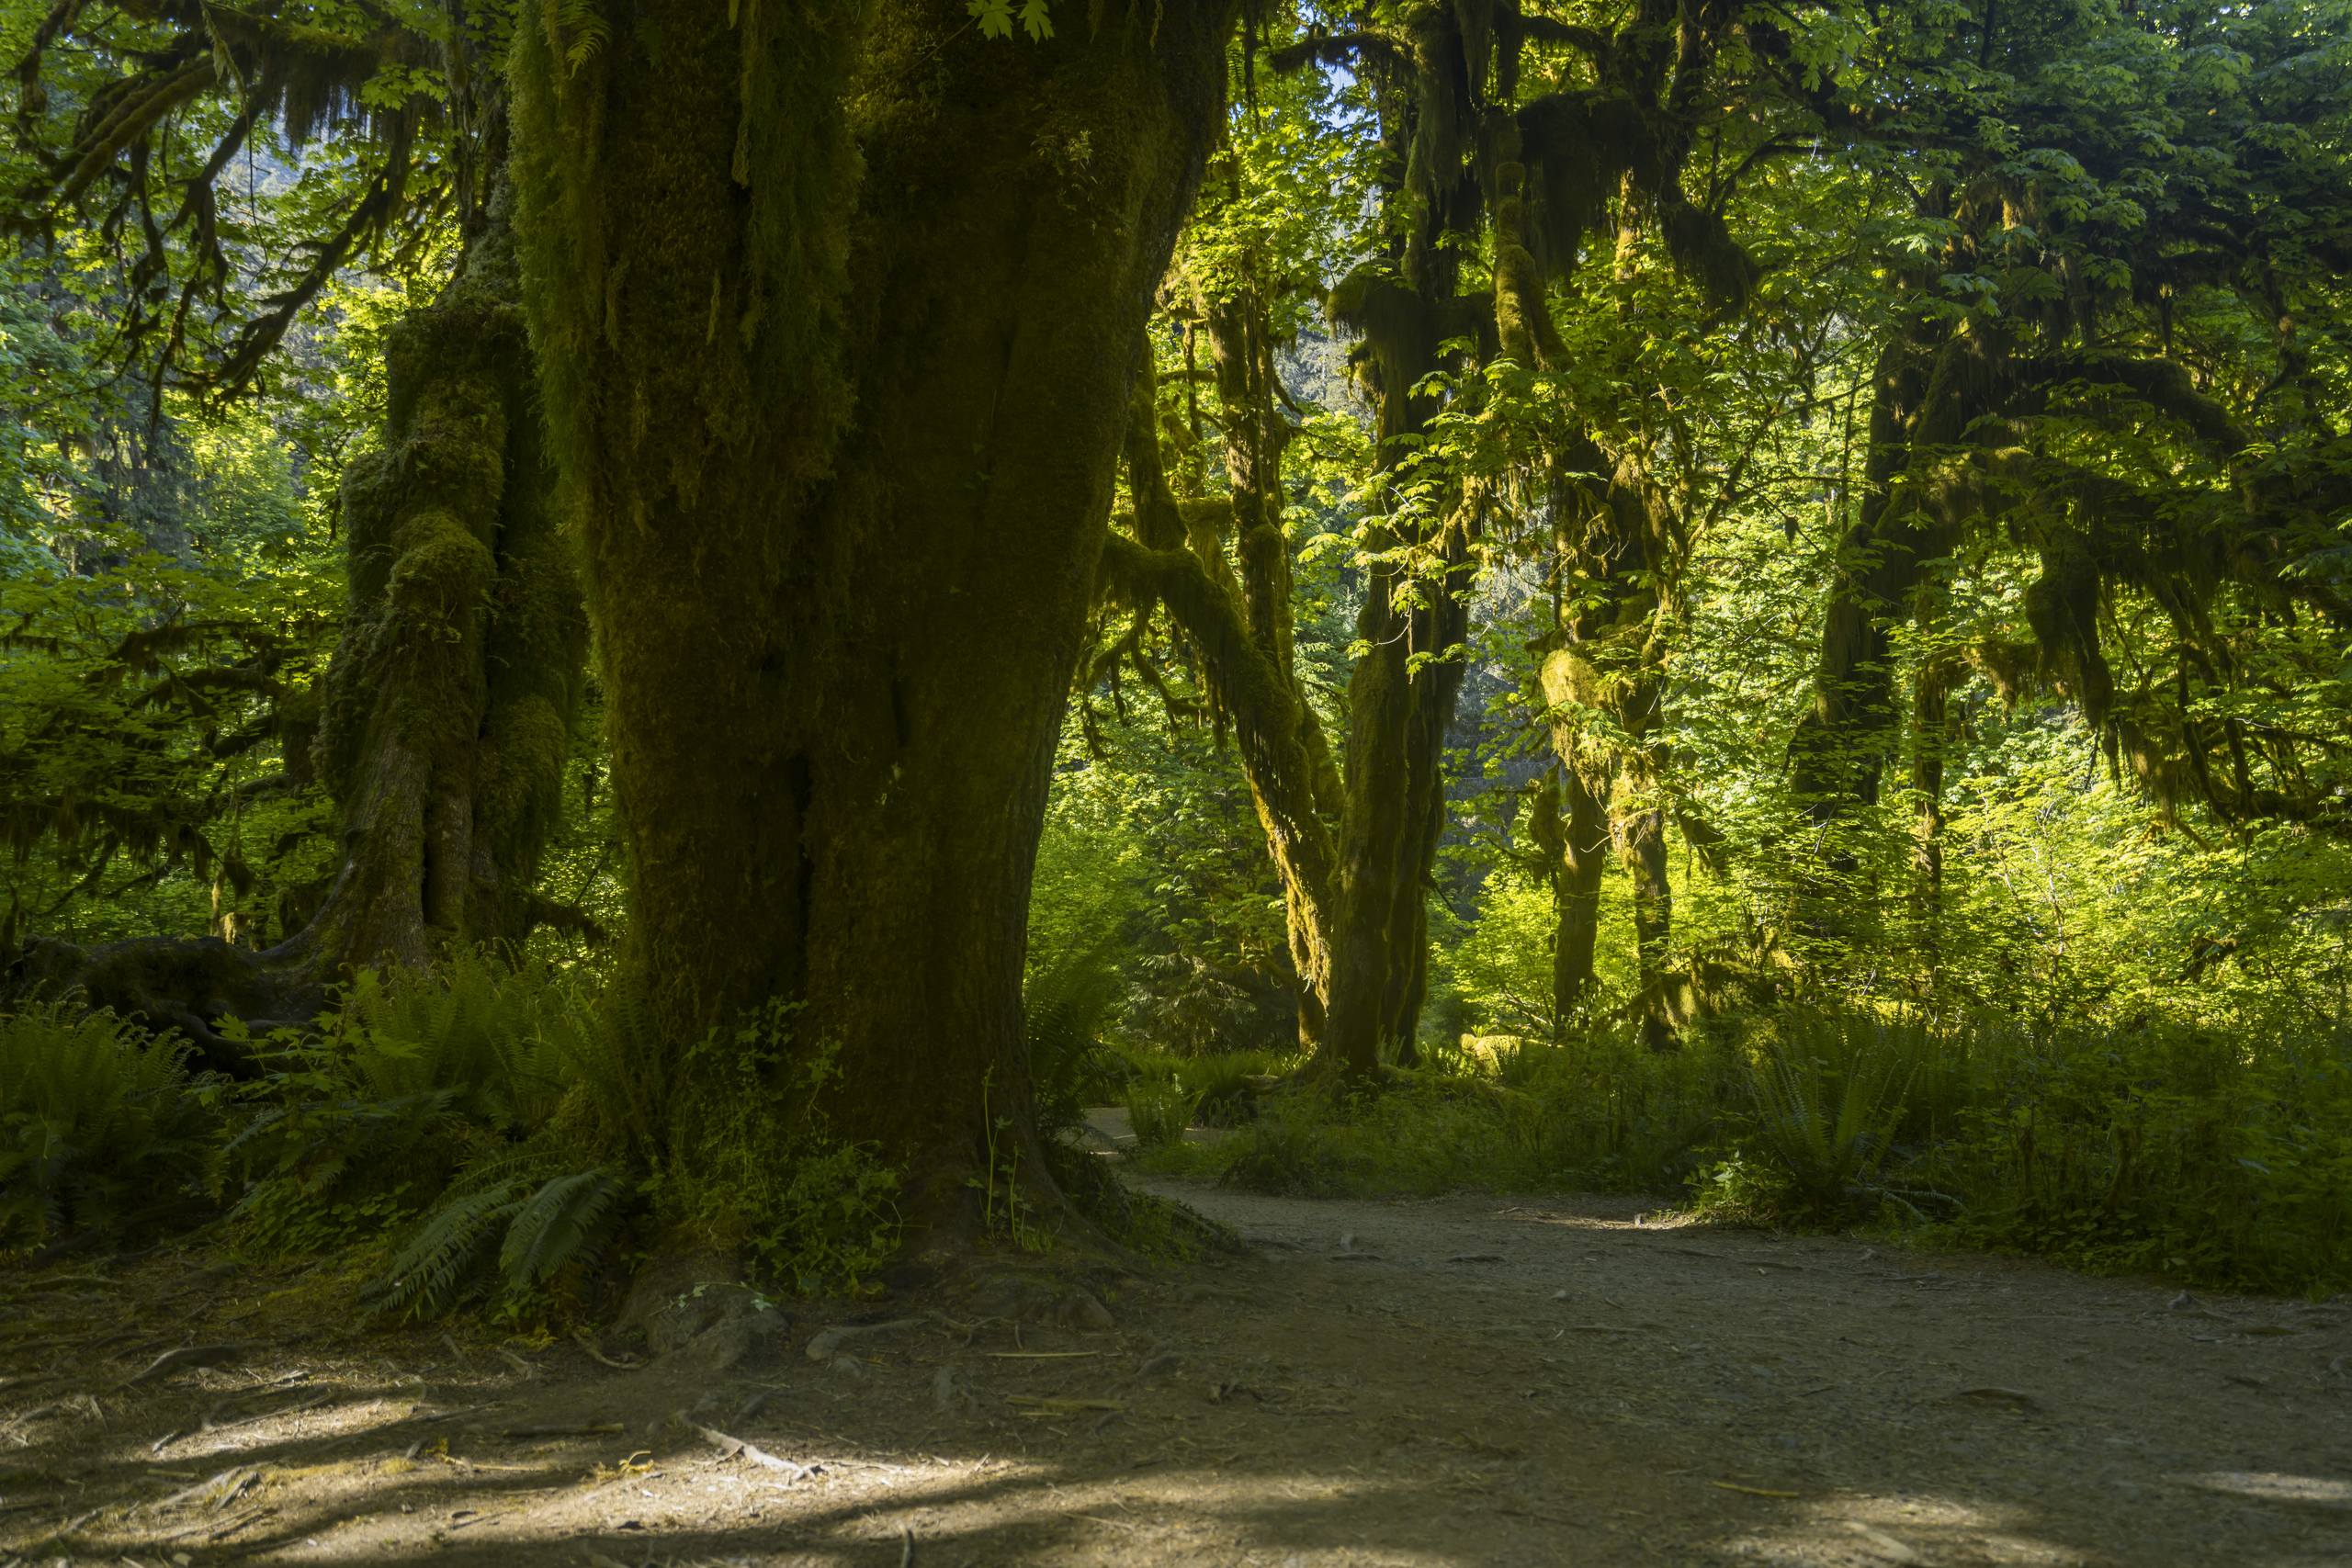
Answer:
[4,1167,2347,1567]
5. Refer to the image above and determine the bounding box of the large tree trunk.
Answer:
[513,0,1233,1234]
[285,191,585,977]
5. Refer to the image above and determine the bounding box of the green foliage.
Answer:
[1023,917,1125,1139]
[1138,1002,2352,1294]
[0,1002,213,1247]
[220,955,586,1258]
[1035,700,1303,1055]
[367,1155,624,1320]
[1181,1052,1267,1127]
[1123,1078,1196,1150]
[1711,1011,1922,1220]
[656,1000,903,1294]
[328,953,573,1131]
[1917,1018,2352,1292]
[1148,1026,1736,1199]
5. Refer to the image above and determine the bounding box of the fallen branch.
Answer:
[677,1416,816,1480]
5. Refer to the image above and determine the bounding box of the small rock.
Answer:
[678,1304,793,1373]
[966,1271,1114,1331]
[932,1365,980,1414]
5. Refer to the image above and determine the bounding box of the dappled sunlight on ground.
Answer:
[6,1180,2346,1565]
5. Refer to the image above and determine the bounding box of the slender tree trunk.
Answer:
[1199,292,1344,1052]
[1908,656,1957,975]
[1535,764,1607,1031]
[1537,442,1686,1044]
[1113,317,1471,1077]
[1618,783,1673,1049]
[1322,488,1471,1076]
[1787,331,1934,833]
[514,0,1234,1231]
[1789,315,2014,945]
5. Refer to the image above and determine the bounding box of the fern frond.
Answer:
[497,1167,621,1287]
[368,1176,533,1319]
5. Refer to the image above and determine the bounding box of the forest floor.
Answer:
[3,1129,2347,1567]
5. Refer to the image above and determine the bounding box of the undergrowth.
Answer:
[0,955,911,1321]
[0,1001,214,1247]
[8,956,2346,1303]
[1127,1006,2352,1295]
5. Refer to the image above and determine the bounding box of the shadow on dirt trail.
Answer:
[3,1169,2346,1566]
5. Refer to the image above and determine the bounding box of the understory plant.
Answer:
[1132,1002,2352,1294]
[0,1001,215,1247]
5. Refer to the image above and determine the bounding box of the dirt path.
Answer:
[3,1172,2346,1566]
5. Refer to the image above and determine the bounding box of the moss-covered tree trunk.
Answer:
[1536,445,1685,1046]
[1529,763,1606,1032]
[277,189,585,977]
[1787,331,1935,840]
[1113,322,1349,1056]
[513,0,1233,1235]
[1788,319,2012,947]
[1198,293,1345,1051]
[1109,291,1469,1077]
[12,192,588,1064]
[1320,400,1471,1076]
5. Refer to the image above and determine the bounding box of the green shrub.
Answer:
[1129,1000,2351,1295]
[1180,1051,1279,1126]
[367,1155,626,1320]
[1724,1009,1920,1219]
[1023,925,1126,1138]
[329,953,574,1132]
[221,955,587,1256]
[0,1001,214,1247]
[1124,1078,1197,1149]
[655,999,903,1294]
[1918,1016,2352,1292]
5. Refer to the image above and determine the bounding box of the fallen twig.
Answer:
[123,1344,242,1387]
[679,1416,817,1480]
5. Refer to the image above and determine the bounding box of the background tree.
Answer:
[4,0,593,1032]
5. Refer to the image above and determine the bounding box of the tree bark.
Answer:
[1196,293,1344,1049]
[513,0,1235,1234]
